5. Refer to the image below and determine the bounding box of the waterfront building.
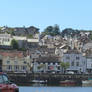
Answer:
[32,56,60,73]
[0,51,31,73]
[61,49,86,74]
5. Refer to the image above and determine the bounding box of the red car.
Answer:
[0,72,19,92]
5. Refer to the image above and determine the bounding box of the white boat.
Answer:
[31,80,47,86]
[82,80,92,86]
[32,80,47,83]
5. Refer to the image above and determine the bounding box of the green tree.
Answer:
[11,39,19,49]
[37,64,46,73]
[27,34,34,38]
[60,62,70,74]
[43,26,53,36]
[42,24,61,36]
[53,24,60,36]
[38,64,45,70]
[61,28,80,37]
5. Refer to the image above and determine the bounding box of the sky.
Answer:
[0,0,92,32]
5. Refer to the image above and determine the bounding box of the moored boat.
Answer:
[82,80,92,86]
[31,80,47,86]
[60,80,76,86]
[31,80,47,84]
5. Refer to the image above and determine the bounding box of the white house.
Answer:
[0,34,12,46]
[61,50,87,74]
[32,56,60,73]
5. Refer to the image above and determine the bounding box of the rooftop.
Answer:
[0,50,26,58]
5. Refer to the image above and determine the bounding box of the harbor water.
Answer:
[19,86,92,92]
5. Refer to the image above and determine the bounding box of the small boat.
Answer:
[82,80,92,86]
[31,80,47,86]
[32,80,47,84]
[60,80,76,86]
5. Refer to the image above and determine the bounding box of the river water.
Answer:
[19,86,92,92]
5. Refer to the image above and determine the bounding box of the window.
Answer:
[58,67,60,70]
[71,61,74,66]
[23,61,26,64]
[48,62,50,65]
[53,62,55,65]
[66,56,70,59]
[14,65,19,71]
[21,66,26,71]
[76,62,79,66]
[83,61,85,65]
[76,57,80,60]
[14,61,18,64]
[38,62,40,64]
[7,61,10,64]
[43,62,45,64]
[7,65,12,71]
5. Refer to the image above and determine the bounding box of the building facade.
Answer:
[61,50,87,74]
[0,51,31,73]
[86,56,92,73]
[32,56,60,73]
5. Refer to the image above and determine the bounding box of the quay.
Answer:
[7,73,92,86]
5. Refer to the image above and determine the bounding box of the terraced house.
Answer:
[32,56,60,73]
[0,51,31,73]
[61,49,87,74]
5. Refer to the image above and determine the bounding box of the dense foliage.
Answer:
[61,28,80,37]
[11,39,19,49]
[42,24,61,36]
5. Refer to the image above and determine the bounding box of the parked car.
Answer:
[0,72,19,92]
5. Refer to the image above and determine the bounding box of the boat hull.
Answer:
[60,80,76,86]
